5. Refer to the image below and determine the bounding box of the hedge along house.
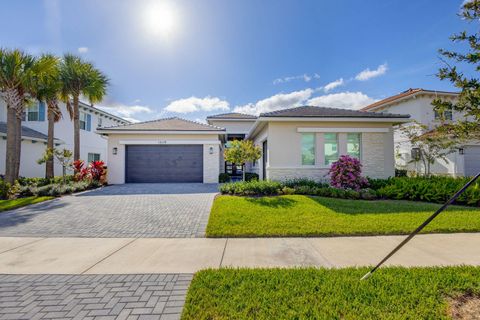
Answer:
[246,106,411,181]
[97,117,225,183]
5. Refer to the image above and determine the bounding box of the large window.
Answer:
[324,133,338,165]
[347,133,361,159]
[434,107,453,121]
[301,133,315,165]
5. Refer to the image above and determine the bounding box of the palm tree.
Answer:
[33,54,62,179]
[59,54,108,161]
[0,49,56,183]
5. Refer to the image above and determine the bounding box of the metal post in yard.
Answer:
[361,171,480,280]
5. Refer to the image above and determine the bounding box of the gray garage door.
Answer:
[464,146,480,177]
[126,145,203,183]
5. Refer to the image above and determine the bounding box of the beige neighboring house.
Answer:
[98,107,409,184]
[362,88,480,177]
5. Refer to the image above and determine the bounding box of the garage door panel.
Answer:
[126,145,203,183]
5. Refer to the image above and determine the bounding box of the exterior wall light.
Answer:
[459,148,464,155]
[112,147,118,155]
[209,146,214,154]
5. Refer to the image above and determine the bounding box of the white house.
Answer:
[0,100,129,178]
[98,107,410,183]
[362,88,480,177]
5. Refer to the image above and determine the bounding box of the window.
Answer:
[80,112,92,131]
[88,153,100,163]
[434,108,453,121]
[301,133,315,165]
[347,133,361,159]
[324,133,338,165]
[26,102,45,122]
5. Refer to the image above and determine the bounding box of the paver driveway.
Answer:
[0,184,218,238]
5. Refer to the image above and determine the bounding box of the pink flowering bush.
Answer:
[329,155,369,191]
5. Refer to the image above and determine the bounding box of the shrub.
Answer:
[280,186,295,195]
[329,155,369,191]
[376,176,480,206]
[0,179,10,200]
[283,178,328,189]
[219,180,282,196]
[367,177,392,190]
[219,173,231,183]
[244,173,259,182]
[16,175,74,187]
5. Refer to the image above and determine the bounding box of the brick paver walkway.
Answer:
[0,273,192,320]
[0,184,218,238]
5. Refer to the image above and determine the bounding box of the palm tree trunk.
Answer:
[14,113,22,179]
[5,107,17,184]
[46,101,55,179]
[73,95,80,162]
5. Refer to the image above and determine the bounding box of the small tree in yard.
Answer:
[37,148,73,184]
[398,122,456,177]
[224,140,261,181]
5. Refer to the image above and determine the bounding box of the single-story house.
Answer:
[97,106,410,183]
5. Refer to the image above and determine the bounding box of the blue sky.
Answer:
[0,0,472,122]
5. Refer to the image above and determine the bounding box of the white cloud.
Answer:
[77,47,89,54]
[355,63,388,81]
[234,88,314,115]
[164,96,229,113]
[323,78,344,92]
[97,101,154,122]
[307,91,377,110]
[273,73,320,85]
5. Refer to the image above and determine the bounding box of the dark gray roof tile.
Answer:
[260,106,410,118]
[0,122,49,140]
[98,117,225,132]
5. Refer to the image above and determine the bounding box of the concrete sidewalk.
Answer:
[0,233,479,274]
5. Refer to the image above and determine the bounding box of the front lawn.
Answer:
[0,196,53,212]
[181,267,480,319]
[206,195,480,237]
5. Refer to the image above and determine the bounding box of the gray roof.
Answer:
[206,112,257,120]
[98,117,225,132]
[0,122,49,141]
[260,106,410,118]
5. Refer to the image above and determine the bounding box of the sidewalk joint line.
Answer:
[304,239,334,268]
[0,238,47,255]
[219,238,228,267]
[80,238,138,274]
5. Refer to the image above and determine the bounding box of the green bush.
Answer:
[219,180,282,196]
[219,173,231,183]
[244,173,259,182]
[17,175,74,187]
[376,176,480,206]
[18,180,98,198]
[0,179,10,200]
[283,178,328,188]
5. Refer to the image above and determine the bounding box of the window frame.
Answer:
[27,104,39,121]
[324,133,339,166]
[346,133,362,160]
[301,133,316,166]
[87,153,101,163]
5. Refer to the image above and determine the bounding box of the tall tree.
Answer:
[32,54,62,179]
[0,49,55,183]
[432,0,480,140]
[59,54,108,161]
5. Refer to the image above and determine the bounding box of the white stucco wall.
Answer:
[0,138,48,178]
[105,133,222,184]
[250,121,397,181]
[372,94,473,176]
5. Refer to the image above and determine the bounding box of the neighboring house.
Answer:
[362,88,480,177]
[98,106,409,183]
[0,100,129,178]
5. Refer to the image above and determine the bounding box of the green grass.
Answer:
[182,267,480,320]
[206,195,480,237]
[0,196,53,212]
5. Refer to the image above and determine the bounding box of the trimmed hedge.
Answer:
[375,176,480,206]
[219,176,480,206]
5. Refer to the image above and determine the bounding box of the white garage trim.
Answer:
[119,140,222,145]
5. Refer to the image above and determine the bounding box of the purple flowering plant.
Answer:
[328,155,369,191]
